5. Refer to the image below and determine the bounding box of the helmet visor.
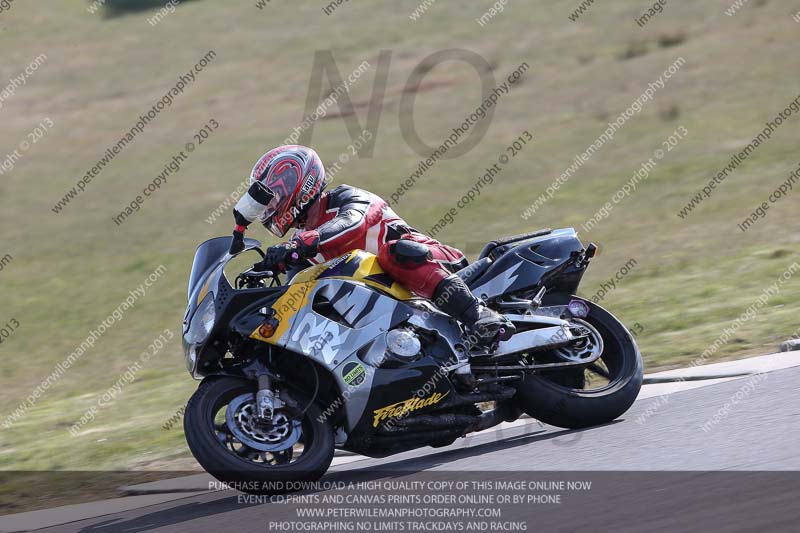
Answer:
[256,190,280,224]
[257,190,286,235]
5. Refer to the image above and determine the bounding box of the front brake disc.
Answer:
[225,393,302,452]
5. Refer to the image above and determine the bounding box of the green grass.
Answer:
[1,0,800,472]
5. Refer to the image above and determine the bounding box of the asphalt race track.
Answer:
[12,365,799,532]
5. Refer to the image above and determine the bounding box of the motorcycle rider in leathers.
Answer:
[228,145,515,349]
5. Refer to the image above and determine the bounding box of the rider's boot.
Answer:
[432,274,516,349]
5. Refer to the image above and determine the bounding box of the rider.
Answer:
[228,145,514,347]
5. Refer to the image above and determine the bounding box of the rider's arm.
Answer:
[232,182,274,231]
[228,182,274,254]
[294,189,371,260]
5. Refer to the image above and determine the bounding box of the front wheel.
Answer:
[513,298,643,429]
[183,377,335,492]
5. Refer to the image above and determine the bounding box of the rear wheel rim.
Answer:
[538,313,632,395]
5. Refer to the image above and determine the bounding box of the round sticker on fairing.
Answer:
[341,361,366,387]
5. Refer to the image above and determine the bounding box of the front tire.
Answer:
[184,376,335,492]
[513,298,643,429]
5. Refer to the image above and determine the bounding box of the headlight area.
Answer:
[183,294,217,374]
[186,293,216,345]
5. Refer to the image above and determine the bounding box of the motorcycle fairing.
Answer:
[249,275,418,431]
[470,228,586,300]
[291,250,415,301]
[250,279,413,356]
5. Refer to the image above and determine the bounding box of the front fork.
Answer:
[255,375,283,420]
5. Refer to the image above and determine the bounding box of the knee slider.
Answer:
[390,239,431,264]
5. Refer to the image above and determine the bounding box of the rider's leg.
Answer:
[377,234,515,347]
[431,274,515,345]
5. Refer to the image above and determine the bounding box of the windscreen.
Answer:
[187,236,261,299]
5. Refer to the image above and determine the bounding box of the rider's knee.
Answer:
[388,239,432,265]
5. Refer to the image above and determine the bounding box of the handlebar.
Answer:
[234,246,283,289]
[236,267,282,289]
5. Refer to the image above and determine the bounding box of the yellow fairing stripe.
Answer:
[352,253,414,300]
[249,282,315,344]
[291,251,415,300]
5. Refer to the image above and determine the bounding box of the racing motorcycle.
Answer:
[182,228,642,489]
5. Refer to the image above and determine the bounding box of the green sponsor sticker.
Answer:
[341,361,366,386]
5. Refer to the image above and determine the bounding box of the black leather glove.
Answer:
[254,242,299,273]
[229,230,245,255]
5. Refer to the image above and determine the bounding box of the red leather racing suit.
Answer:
[292,185,466,298]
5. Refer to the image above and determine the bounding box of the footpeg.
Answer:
[531,286,546,309]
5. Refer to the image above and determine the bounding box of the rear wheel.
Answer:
[513,298,643,429]
[184,377,334,492]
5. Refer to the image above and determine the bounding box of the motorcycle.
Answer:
[181,228,643,489]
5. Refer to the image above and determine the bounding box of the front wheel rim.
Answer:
[209,387,314,468]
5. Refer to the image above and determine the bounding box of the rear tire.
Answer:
[513,298,643,429]
[184,376,335,492]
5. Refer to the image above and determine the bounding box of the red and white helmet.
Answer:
[249,145,328,237]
